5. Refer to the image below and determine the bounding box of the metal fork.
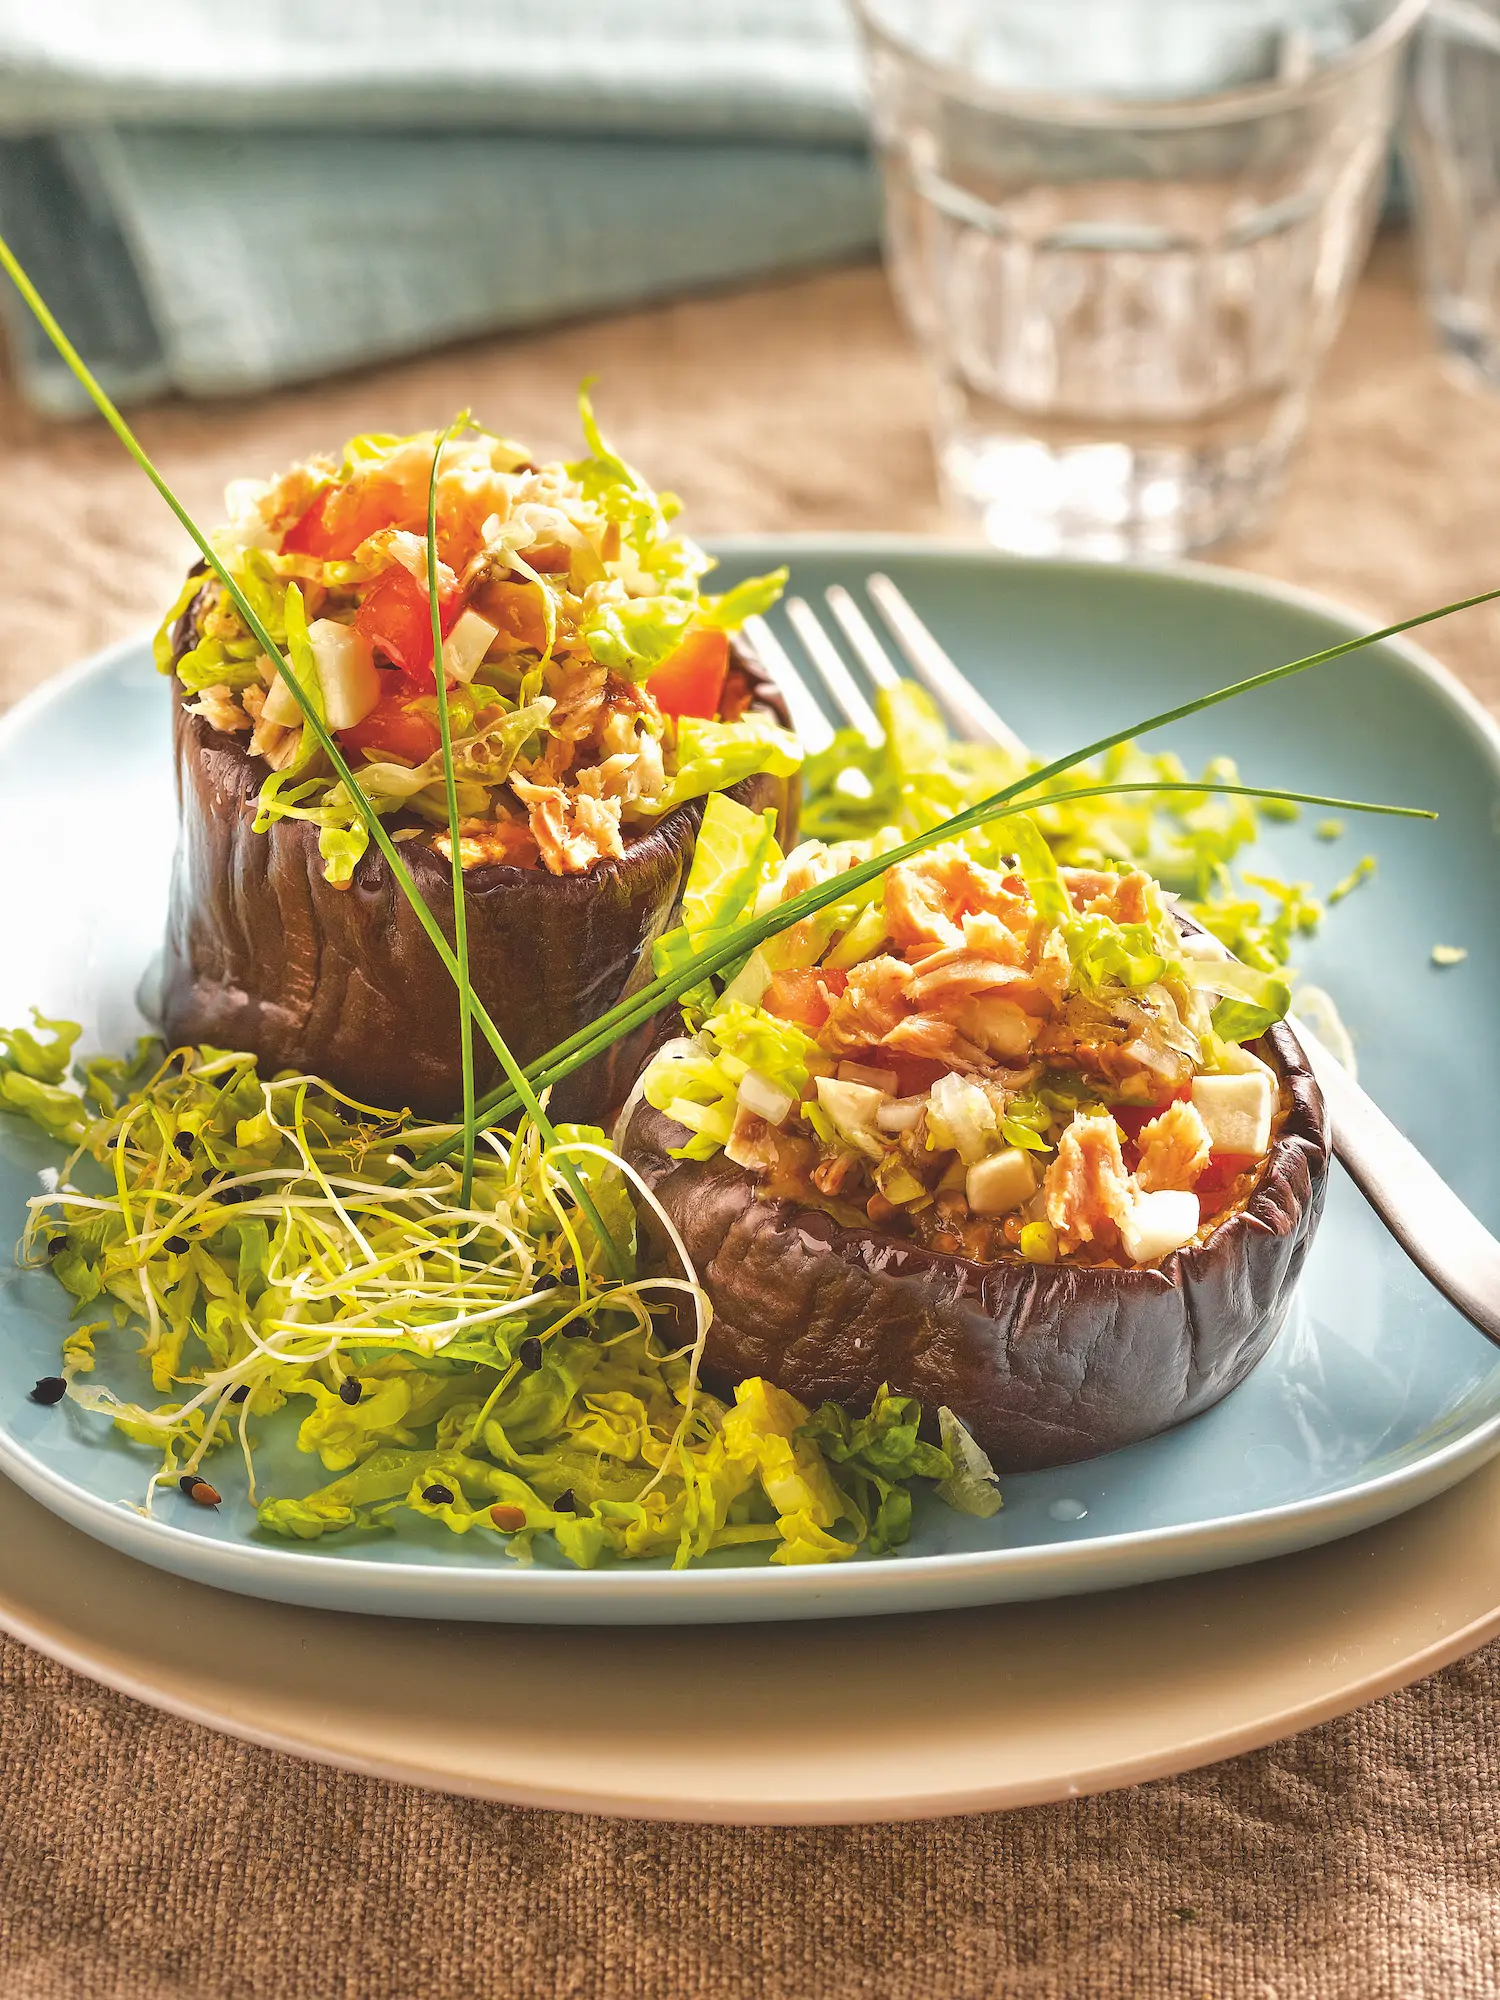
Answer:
[746,576,1500,1352]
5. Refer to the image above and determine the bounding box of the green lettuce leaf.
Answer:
[634,714,802,820]
[0,1010,80,1085]
[681,793,782,945]
[698,568,788,631]
[582,593,697,676]
[1190,959,1293,1043]
[153,570,207,675]
[935,1407,1003,1518]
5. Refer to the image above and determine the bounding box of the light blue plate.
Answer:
[2,542,1497,1625]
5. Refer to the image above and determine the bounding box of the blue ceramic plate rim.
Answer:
[0,539,1496,1625]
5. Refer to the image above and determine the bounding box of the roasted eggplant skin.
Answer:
[621,1019,1329,1473]
[161,600,797,1123]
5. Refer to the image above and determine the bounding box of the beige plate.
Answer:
[4,1458,1500,1824]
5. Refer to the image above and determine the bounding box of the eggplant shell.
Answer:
[621,1019,1329,1472]
[161,599,797,1123]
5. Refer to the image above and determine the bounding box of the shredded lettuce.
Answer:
[935,1407,1003,1519]
[6,1029,968,1570]
[156,401,793,883]
[680,793,783,946]
[635,715,802,820]
[802,692,1360,983]
[699,569,790,631]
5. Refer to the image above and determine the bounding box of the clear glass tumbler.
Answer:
[855,0,1426,558]
[1403,0,1500,388]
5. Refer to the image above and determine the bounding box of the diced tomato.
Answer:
[282,466,428,560]
[646,627,729,721]
[1196,1152,1256,1194]
[354,566,463,683]
[881,1053,949,1098]
[1111,1084,1194,1141]
[336,672,441,764]
[763,967,847,1031]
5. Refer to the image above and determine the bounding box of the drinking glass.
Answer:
[1403,0,1500,388]
[854,0,1427,558]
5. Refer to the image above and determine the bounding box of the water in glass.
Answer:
[1404,0,1500,389]
[857,0,1424,558]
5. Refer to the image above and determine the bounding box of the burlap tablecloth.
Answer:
[2,232,1497,2000]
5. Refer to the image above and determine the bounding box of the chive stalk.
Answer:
[414,772,1437,1162]
[424,419,477,1208]
[482,578,1490,1127]
[0,233,628,1277]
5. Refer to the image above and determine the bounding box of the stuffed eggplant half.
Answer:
[158,409,798,1120]
[622,804,1330,1473]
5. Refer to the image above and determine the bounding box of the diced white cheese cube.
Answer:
[965,1147,1039,1217]
[441,609,500,685]
[263,620,380,729]
[311,620,381,729]
[876,1096,926,1134]
[737,1068,795,1127]
[1119,1189,1200,1265]
[1191,1072,1274,1157]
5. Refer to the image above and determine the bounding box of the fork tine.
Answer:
[865,572,1030,760]
[786,597,884,747]
[823,585,901,692]
[743,612,836,755]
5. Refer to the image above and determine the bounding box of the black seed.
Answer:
[338,1377,362,1405]
[517,1336,543,1372]
[565,1321,591,1338]
[180,1474,221,1507]
[553,1487,577,1515]
[230,1385,249,1404]
[174,1132,196,1159]
[29,1376,67,1406]
[45,1236,66,1260]
[215,1184,251,1205]
[389,1144,415,1165]
[423,1483,454,1506]
[164,1235,190,1254]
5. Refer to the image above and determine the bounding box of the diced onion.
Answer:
[926,1073,998,1166]
[737,1068,796,1127]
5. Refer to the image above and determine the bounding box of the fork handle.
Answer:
[1291,1017,1500,1348]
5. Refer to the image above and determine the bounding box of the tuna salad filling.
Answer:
[639,798,1294,1270]
[156,397,796,883]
